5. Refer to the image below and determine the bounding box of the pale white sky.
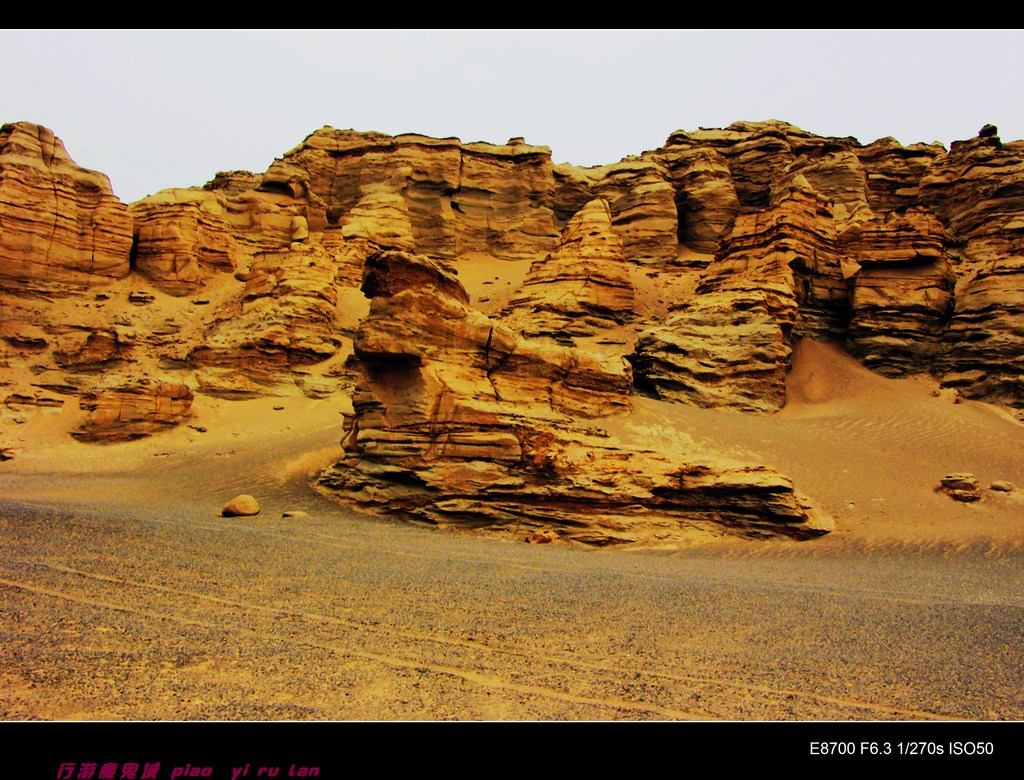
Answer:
[4,29,1022,203]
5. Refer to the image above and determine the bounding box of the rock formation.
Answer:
[0,122,133,295]
[631,289,790,413]
[631,177,845,411]
[318,249,832,544]
[936,473,982,503]
[553,159,678,263]
[73,380,194,443]
[0,121,368,439]
[920,131,1024,406]
[841,208,956,375]
[5,116,1024,545]
[502,199,635,344]
[263,129,561,260]
[655,145,740,256]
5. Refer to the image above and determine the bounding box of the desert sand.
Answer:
[2,332,1023,721]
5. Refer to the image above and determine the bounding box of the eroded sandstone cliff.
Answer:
[4,118,1024,545]
[318,249,831,544]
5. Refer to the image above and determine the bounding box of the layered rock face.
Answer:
[934,254,1024,401]
[918,132,1024,404]
[0,123,362,440]
[918,131,1024,267]
[73,381,194,443]
[552,159,678,263]
[854,136,946,213]
[130,175,330,296]
[264,129,561,260]
[629,121,1024,413]
[841,208,955,375]
[502,199,635,344]
[130,192,238,295]
[660,121,821,212]
[0,122,133,294]
[656,145,740,255]
[190,238,352,391]
[631,178,844,411]
[631,290,790,413]
[319,249,832,544]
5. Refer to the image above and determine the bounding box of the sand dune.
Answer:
[604,339,1024,552]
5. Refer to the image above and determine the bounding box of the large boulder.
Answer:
[222,494,261,517]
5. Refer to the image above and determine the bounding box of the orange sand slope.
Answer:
[605,339,1024,550]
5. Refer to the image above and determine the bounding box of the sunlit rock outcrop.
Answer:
[502,199,634,344]
[319,249,832,544]
[0,122,133,294]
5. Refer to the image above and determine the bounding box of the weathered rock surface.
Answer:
[855,136,946,213]
[502,199,634,344]
[0,123,368,437]
[936,473,982,503]
[721,175,849,342]
[919,131,1024,269]
[661,120,823,211]
[190,238,349,381]
[935,254,1024,406]
[130,192,238,295]
[265,129,560,260]
[773,149,872,226]
[222,494,260,517]
[921,129,1024,408]
[655,145,740,255]
[0,122,133,294]
[73,380,193,442]
[631,178,844,411]
[318,249,831,544]
[553,160,678,263]
[631,290,789,412]
[130,175,330,296]
[6,117,1024,544]
[841,207,956,375]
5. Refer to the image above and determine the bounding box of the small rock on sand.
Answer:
[282,510,308,518]
[222,494,260,517]
[937,473,981,502]
[990,480,1016,492]
[525,529,558,544]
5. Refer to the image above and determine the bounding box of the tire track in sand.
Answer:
[0,575,707,720]
[1,563,961,721]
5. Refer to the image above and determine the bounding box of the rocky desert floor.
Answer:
[2,340,1023,721]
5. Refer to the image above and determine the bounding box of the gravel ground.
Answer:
[2,491,1023,721]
